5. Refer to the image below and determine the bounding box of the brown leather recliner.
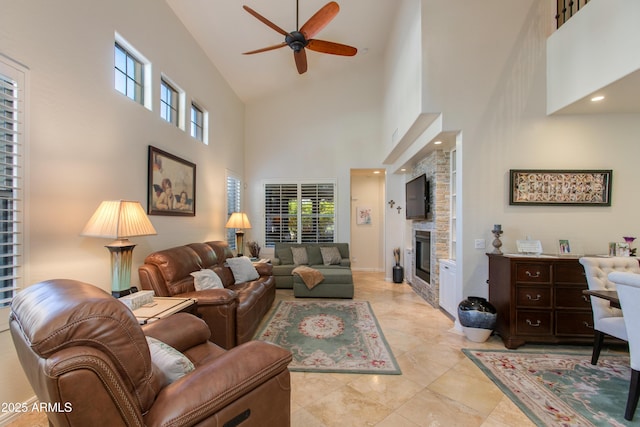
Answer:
[9,279,292,427]
[138,241,275,349]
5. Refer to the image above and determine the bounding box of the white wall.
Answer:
[243,62,386,253]
[0,0,244,409]
[382,0,423,158]
[547,0,640,113]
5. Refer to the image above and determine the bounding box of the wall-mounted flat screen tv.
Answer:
[405,174,430,220]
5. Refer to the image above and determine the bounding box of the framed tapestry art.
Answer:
[148,146,196,216]
[509,169,612,206]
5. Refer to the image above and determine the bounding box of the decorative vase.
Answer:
[458,296,497,342]
[392,264,404,283]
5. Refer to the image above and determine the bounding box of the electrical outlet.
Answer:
[474,239,486,249]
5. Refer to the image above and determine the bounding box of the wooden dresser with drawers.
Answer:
[487,253,593,349]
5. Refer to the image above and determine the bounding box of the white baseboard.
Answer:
[0,395,38,426]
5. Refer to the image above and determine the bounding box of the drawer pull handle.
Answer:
[582,295,589,302]
[526,319,541,327]
[525,271,541,278]
[527,294,541,301]
[583,321,593,329]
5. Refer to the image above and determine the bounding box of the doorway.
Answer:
[350,169,385,272]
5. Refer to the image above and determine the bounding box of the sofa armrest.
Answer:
[172,289,239,349]
[142,313,211,352]
[138,264,171,297]
[254,262,273,276]
[173,288,238,306]
[144,341,292,426]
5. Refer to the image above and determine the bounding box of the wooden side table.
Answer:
[132,297,197,324]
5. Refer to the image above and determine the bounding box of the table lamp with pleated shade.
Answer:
[81,200,157,296]
[225,212,251,256]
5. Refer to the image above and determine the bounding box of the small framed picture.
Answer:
[356,206,372,225]
[617,242,630,257]
[558,239,571,255]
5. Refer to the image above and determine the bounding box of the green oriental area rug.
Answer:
[463,349,636,427]
[255,300,401,375]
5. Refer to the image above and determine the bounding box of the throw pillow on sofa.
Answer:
[320,247,342,265]
[291,247,309,265]
[146,336,195,386]
[190,269,224,291]
[226,256,260,283]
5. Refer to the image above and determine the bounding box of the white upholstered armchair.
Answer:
[579,257,640,364]
[608,271,640,421]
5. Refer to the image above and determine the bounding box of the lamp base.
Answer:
[112,286,138,298]
[235,230,245,257]
[106,239,137,297]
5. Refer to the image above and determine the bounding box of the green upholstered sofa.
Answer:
[272,242,354,298]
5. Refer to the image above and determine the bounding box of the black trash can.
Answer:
[392,265,404,283]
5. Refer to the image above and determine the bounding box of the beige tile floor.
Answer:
[7,271,535,427]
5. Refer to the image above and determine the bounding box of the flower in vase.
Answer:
[623,237,637,257]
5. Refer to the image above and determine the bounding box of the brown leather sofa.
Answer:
[9,279,292,427]
[138,241,275,349]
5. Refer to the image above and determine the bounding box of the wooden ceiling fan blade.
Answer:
[307,39,357,56]
[243,5,292,37]
[243,42,288,55]
[299,1,339,39]
[294,49,308,74]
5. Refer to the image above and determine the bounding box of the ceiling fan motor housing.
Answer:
[285,31,308,52]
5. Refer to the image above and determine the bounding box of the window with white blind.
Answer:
[226,173,241,249]
[264,181,335,247]
[0,57,26,329]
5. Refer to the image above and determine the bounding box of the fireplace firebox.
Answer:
[415,231,431,283]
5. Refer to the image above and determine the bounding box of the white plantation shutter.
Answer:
[226,173,241,248]
[0,58,25,323]
[300,183,335,243]
[264,182,335,247]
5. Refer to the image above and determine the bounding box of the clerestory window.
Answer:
[114,42,144,104]
[160,78,180,127]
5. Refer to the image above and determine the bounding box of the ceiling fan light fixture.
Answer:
[242,1,357,74]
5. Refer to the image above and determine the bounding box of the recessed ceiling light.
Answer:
[434,140,442,145]
[373,170,380,174]
[400,168,406,172]
[591,95,605,102]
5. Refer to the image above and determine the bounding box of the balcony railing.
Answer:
[556,0,590,28]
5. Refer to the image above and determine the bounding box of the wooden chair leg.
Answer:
[591,330,605,365]
[625,369,640,421]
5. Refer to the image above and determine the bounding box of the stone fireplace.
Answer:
[406,149,451,308]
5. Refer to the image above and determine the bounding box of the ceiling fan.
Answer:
[242,1,357,74]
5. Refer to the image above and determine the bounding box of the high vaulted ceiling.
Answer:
[166,0,400,103]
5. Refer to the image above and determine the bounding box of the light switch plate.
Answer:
[474,239,486,249]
